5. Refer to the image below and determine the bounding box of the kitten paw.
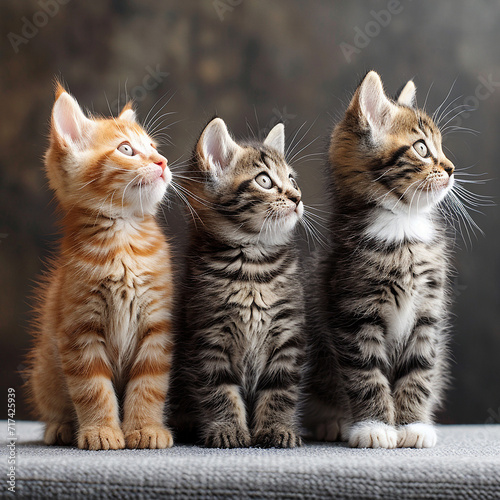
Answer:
[204,424,251,448]
[254,425,302,448]
[124,425,174,449]
[348,421,398,449]
[398,423,437,448]
[44,422,74,446]
[78,425,125,450]
[314,420,341,442]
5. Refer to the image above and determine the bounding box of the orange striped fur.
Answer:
[27,83,174,450]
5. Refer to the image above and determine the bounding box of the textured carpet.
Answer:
[1,422,499,499]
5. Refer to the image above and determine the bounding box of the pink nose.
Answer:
[154,157,167,171]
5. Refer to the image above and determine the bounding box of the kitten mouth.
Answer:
[277,201,302,218]
[423,177,451,191]
[134,173,166,188]
[134,166,168,187]
[134,179,162,187]
[279,207,297,218]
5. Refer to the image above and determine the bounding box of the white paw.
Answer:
[348,421,398,449]
[315,419,341,441]
[398,423,437,448]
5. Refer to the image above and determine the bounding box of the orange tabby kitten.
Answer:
[27,83,174,450]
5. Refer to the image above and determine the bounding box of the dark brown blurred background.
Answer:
[1,0,499,424]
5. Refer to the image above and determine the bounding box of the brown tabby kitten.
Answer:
[303,72,454,448]
[27,84,174,450]
[169,118,305,448]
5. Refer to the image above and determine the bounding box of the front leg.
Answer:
[201,385,251,448]
[60,322,124,450]
[393,315,442,448]
[336,319,397,448]
[122,318,174,449]
[253,331,304,448]
[194,334,250,448]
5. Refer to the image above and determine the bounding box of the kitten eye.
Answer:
[255,173,273,189]
[289,175,298,190]
[413,140,429,158]
[117,142,135,156]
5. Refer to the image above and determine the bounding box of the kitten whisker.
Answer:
[404,179,428,220]
[143,92,176,132]
[285,121,309,158]
[121,173,142,216]
[422,81,434,112]
[442,144,458,161]
[287,121,320,164]
[256,209,273,244]
[139,184,144,219]
[432,78,457,124]
[440,108,477,132]
[146,111,177,134]
[291,152,324,163]
[109,189,116,220]
[143,92,174,131]
[302,203,331,214]
[172,174,205,184]
[373,166,398,182]
[301,209,329,224]
[449,192,483,245]
[169,183,204,227]
[245,118,257,139]
[442,125,480,137]
[436,103,471,127]
[435,95,465,126]
[93,190,115,227]
[453,183,494,202]
[77,178,99,190]
[150,118,184,137]
[171,181,220,209]
[300,213,328,249]
[389,178,424,213]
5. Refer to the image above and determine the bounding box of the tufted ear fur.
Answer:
[397,80,417,107]
[197,117,242,175]
[264,123,285,155]
[51,83,95,149]
[119,102,137,122]
[349,71,397,141]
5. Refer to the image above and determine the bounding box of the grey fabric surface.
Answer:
[1,422,499,499]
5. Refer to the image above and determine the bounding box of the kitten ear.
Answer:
[264,123,285,156]
[352,71,396,135]
[119,102,137,122]
[51,85,94,148]
[397,80,417,107]
[197,117,241,174]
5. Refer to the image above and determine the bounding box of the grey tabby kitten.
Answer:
[169,118,305,448]
[303,71,454,449]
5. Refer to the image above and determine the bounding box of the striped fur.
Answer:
[26,84,174,450]
[168,118,305,448]
[303,72,453,449]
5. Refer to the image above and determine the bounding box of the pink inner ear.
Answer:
[53,93,90,144]
[203,128,226,168]
[201,119,239,172]
[361,85,393,130]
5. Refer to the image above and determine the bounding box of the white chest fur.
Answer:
[365,208,434,244]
